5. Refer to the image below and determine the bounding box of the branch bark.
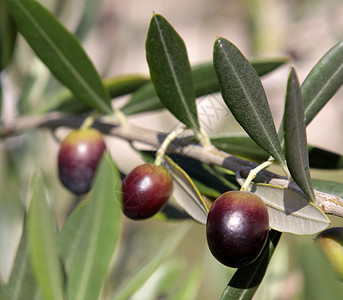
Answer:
[1,112,343,218]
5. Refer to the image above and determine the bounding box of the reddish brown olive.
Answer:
[58,128,106,195]
[122,163,173,220]
[206,191,269,268]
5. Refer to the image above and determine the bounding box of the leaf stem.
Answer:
[80,112,101,130]
[155,127,188,166]
[113,108,128,127]
[240,158,274,191]
[196,128,212,148]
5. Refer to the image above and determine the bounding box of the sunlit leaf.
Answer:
[5,0,112,113]
[163,156,209,224]
[146,13,199,131]
[7,222,38,300]
[220,230,281,300]
[110,223,190,300]
[27,173,64,300]
[284,67,315,202]
[66,153,122,300]
[238,182,330,235]
[302,41,343,126]
[213,37,285,167]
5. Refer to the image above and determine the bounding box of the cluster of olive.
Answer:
[57,127,269,268]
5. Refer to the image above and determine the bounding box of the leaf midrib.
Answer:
[218,41,283,164]
[13,0,110,113]
[304,61,343,124]
[288,80,314,200]
[154,16,198,130]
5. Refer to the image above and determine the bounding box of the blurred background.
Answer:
[1,0,343,299]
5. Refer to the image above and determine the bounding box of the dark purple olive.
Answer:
[122,163,173,220]
[206,191,269,268]
[58,128,106,195]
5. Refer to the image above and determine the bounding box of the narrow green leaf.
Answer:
[7,222,38,300]
[237,182,330,235]
[146,13,199,131]
[0,284,10,300]
[213,37,285,167]
[284,67,315,202]
[249,57,290,76]
[35,74,149,114]
[163,156,209,224]
[58,201,88,273]
[5,0,112,114]
[0,0,17,71]
[27,173,64,300]
[121,58,288,115]
[302,41,343,125]
[212,133,343,169]
[67,153,122,300]
[210,133,269,162]
[110,223,190,300]
[220,230,281,300]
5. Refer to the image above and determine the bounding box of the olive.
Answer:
[58,128,106,195]
[206,191,269,268]
[122,163,173,220]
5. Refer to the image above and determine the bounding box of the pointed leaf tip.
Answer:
[213,37,285,167]
[146,14,199,131]
[284,67,315,202]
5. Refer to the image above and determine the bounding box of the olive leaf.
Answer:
[238,182,330,235]
[121,58,288,115]
[5,0,112,114]
[65,153,122,300]
[284,67,315,202]
[213,37,286,168]
[163,156,209,224]
[302,41,343,126]
[27,173,64,300]
[146,13,200,131]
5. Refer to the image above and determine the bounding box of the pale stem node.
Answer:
[240,158,274,191]
[113,109,128,127]
[196,128,212,148]
[80,112,101,130]
[155,127,189,166]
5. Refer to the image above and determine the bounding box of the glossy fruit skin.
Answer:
[58,128,106,195]
[122,163,173,220]
[315,227,343,281]
[206,191,269,268]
